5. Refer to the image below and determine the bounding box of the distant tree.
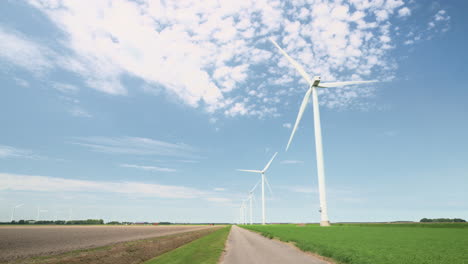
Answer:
[420,218,466,223]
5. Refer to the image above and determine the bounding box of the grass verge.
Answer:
[241,223,468,264]
[144,226,231,264]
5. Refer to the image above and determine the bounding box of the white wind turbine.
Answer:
[10,204,24,222]
[239,200,247,225]
[247,180,261,225]
[269,38,376,226]
[238,152,278,225]
[36,207,48,221]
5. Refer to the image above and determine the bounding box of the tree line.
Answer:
[420,218,466,222]
[6,219,104,225]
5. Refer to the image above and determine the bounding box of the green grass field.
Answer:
[144,226,231,264]
[242,223,468,264]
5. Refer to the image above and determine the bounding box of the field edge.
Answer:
[144,225,231,264]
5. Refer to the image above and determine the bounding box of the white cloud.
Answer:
[281,160,304,164]
[0,172,234,204]
[120,164,176,172]
[14,78,30,87]
[282,123,292,129]
[176,160,200,164]
[0,26,53,74]
[0,0,444,116]
[205,197,231,203]
[0,172,202,199]
[288,186,315,193]
[224,102,248,117]
[214,187,226,192]
[429,9,450,32]
[52,82,79,94]
[434,9,450,22]
[69,107,92,118]
[398,7,411,17]
[70,136,197,158]
[404,8,450,45]
[0,145,40,159]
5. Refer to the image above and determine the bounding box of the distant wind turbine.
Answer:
[36,207,48,221]
[247,180,261,225]
[238,152,278,225]
[269,38,377,226]
[10,204,24,222]
[239,201,246,225]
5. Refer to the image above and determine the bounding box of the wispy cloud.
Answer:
[282,123,292,129]
[70,136,198,158]
[69,106,92,118]
[287,186,315,193]
[0,26,54,74]
[214,188,226,192]
[14,78,30,87]
[281,160,303,164]
[0,145,41,159]
[0,172,234,204]
[0,172,203,199]
[176,160,200,164]
[120,164,176,173]
[52,82,79,94]
[205,197,231,203]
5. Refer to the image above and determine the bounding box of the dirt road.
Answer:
[0,225,215,261]
[221,226,329,264]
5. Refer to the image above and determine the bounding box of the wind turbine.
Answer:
[36,207,48,221]
[238,152,278,225]
[239,201,247,225]
[10,204,24,222]
[248,180,261,225]
[269,38,376,226]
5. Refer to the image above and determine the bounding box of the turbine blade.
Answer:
[269,38,313,85]
[264,176,274,197]
[237,169,262,174]
[286,87,312,151]
[250,179,261,193]
[262,152,278,172]
[318,80,377,88]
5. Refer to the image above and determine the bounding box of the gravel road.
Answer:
[221,226,329,264]
[0,225,214,261]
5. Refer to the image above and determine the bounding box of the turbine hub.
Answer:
[313,76,321,86]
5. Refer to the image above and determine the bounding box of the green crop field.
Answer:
[144,226,231,264]
[242,223,468,264]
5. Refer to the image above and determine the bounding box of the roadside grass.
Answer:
[145,226,231,264]
[241,223,468,264]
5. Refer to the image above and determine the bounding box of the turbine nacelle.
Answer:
[313,76,321,87]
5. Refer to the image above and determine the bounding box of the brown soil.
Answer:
[4,226,222,264]
[0,225,214,261]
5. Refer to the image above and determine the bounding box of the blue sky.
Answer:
[0,0,467,223]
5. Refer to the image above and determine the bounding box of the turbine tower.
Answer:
[10,204,24,222]
[248,180,261,225]
[238,152,278,225]
[269,38,376,226]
